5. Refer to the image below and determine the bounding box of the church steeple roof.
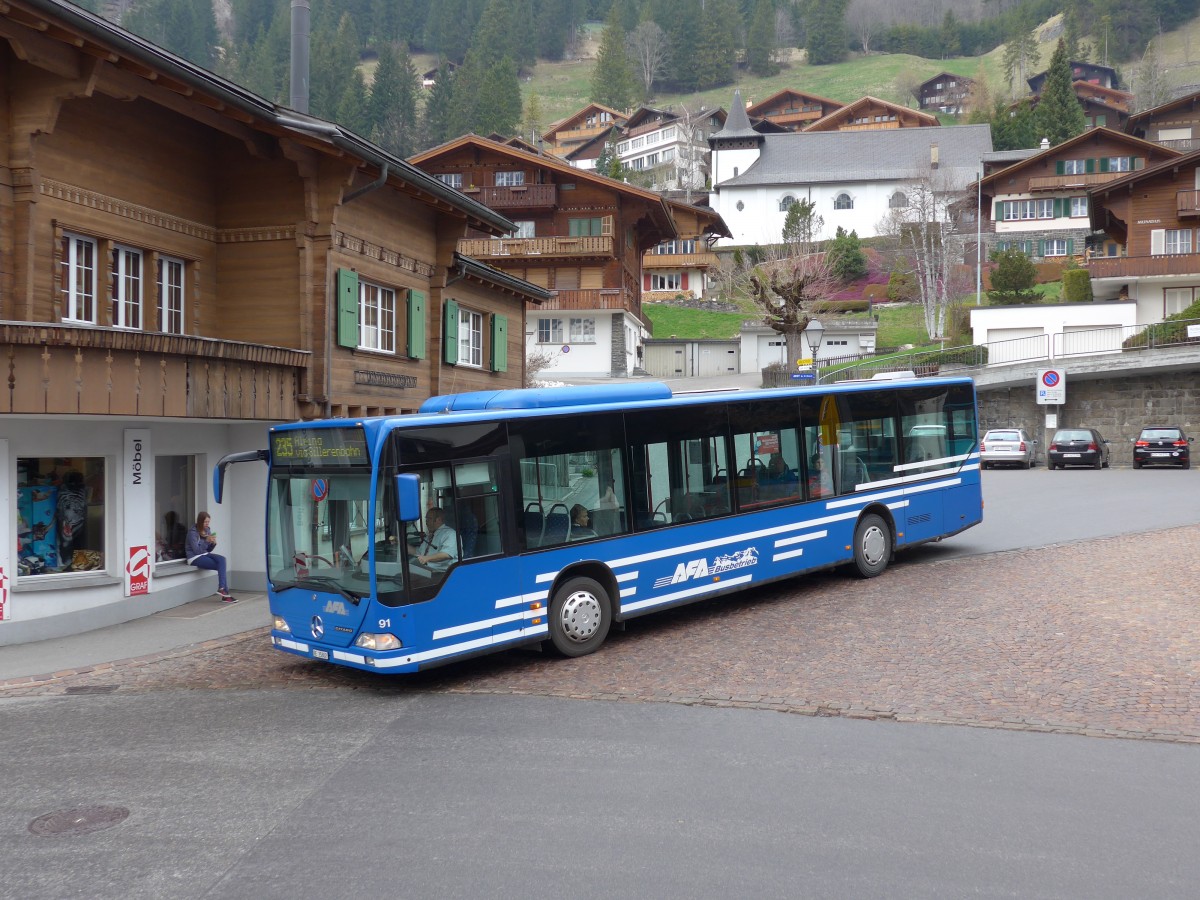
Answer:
[711,89,760,141]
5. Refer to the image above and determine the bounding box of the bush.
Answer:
[887,271,917,302]
[1062,267,1093,302]
[1123,297,1200,348]
[987,247,1039,304]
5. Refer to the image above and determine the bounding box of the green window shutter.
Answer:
[1086,158,1096,174]
[1129,156,1137,170]
[1067,238,1074,255]
[1099,157,1110,173]
[1038,240,1046,257]
[1053,198,1063,218]
[337,268,359,349]
[490,314,508,372]
[443,299,459,364]
[1056,160,1065,175]
[995,202,1005,222]
[406,289,426,359]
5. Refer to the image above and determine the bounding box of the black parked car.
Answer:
[1047,428,1110,469]
[1132,425,1193,469]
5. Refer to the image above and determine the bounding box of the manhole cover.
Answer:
[29,806,130,836]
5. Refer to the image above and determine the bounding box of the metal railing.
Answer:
[804,317,1200,385]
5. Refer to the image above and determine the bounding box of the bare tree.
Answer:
[628,21,669,102]
[877,171,972,340]
[1133,38,1173,113]
[747,253,842,365]
[669,103,712,202]
[524,346,562,387]
[846,0,887,54]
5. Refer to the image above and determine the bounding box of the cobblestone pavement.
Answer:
[5,526,1200,744]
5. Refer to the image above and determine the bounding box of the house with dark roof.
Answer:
[708,91,991,245]
[540,103,629,157]
[1125,88,1200,153]
[745,89,843,132]
[976,128,1179,262]
[917,73,975,115]
[803,97,940,132]
[1027,60,1120,94]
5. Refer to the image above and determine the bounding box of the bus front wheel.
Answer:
[852,513,891,579]
[548,576,612,657]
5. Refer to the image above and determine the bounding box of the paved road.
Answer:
[4,463,1200,898]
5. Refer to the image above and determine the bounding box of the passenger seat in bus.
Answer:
[524,502,544,546]
[542,503,570,545]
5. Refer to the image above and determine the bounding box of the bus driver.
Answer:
[410,506,458,573]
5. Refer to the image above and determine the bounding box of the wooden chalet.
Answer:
[642,199,731,302]
[410,136,681,377]
[976,128,1180,260]
[0,0,546,637]
[1028,60,1120,94]
[540,103,628,158]
[1087,146,1200,309]
[917,73,975,115]
[744,89,843,132]
[803,97,939,133]
[1125,89,1200,154]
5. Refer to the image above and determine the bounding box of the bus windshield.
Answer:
[266,471,380,602]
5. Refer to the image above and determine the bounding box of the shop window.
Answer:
[155,456,197,563]
[16,458,106,576]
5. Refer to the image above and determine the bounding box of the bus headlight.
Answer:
[273,615,291,633]
[354,633,402,651]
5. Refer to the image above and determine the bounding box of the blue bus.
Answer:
[215,378,982,673]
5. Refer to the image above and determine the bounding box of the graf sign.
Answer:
[1036,368,1065,405]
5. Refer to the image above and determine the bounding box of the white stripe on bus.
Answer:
[278,638,309,652]
[772,548,805,562]
[495,590,549,609]
[332,650,366,664]
[433,609,531,640]
[621,574,753,614]
[774,529,828,548]
[371,624,550,668]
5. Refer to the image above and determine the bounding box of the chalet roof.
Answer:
[663,198,732,240]
[10,0,515,237]
[540,103,629,140]
[718,124,992,188]
[1088,143,1200,198]
[745,88,844,116]
[409,135,678,241]
[711,89,760,140]
[1126,88,1200,126]
[916,72,975,91]
[803,96,940,132]
[624,106,678,129]
[454,252,552,303]
[976,127,1180,190]
[562,126,619,162]
[1028,60,1120,93]
[983,148,1039,164]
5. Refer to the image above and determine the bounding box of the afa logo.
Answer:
[654,546,759,588]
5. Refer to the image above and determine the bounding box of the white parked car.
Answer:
[980,428,1037,469]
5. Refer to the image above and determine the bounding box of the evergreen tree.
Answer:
[1035,39,1086,147]
[746,0,779,77]
[658,0,702,91]
[1061,1,1091,63]
[124,0,219,69]
[991,98,1039,152]
[367,44,419,156]
[827,227,867,283]
[1002,16,1039,97]
[595,134,625,180]
[590,6,636,110]
[939,10,961,59]
[523,91,545,147]
[420,61,456,149]
[338,71,371,139]
[806,0,848,66]
[987,247,1039,304]
[693,0,738,90]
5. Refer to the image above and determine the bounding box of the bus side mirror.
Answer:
[396,473,422,522]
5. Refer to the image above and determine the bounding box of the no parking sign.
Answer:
[312,478,329,502]
[1036,368,1066,405]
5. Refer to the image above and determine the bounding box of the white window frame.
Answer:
[510,220,536,238]
[358,280,396,353]
[834,193,853,210]
[61,233,97,324]
[458,307,483,367]
[158,255,186,334]
[437,173,463,188]
[111,244,143,330]
[779,195,796,212]
[495,171,525,187]
[1044,239,1068,257]
[1165,228,1192,255]
[537,317,563,344]
[569,317,596,344]
[1070,197,1088,217]
[651,272,681,291]
[1108,157,1131,172]
[1063,159,1087,175]
[1164,287,1193,316]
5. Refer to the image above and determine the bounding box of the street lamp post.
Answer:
[976,168,983,306]
[803,318,825,365]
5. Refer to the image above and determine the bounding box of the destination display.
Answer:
[271,427,370,466]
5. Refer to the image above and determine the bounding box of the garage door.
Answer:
[644,343,686,377]
[758,335,788,368]
[985,327,1046,364]
[696,342,739,377]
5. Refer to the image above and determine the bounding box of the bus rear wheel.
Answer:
[548,576,612,657]
[852,513,891,579]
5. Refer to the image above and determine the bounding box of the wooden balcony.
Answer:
[1027,171,1127,191]
[534,289,649,328]
[1178,190,1200,216]
[0,322,308,418]
[642,251,719,269]
[1086,253,1200,279]
[766,109,825,127]
[1157,138,1200,153]
[457,235,614,260]
[471,184,556,209]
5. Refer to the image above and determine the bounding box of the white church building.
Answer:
[708,90,993,246]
